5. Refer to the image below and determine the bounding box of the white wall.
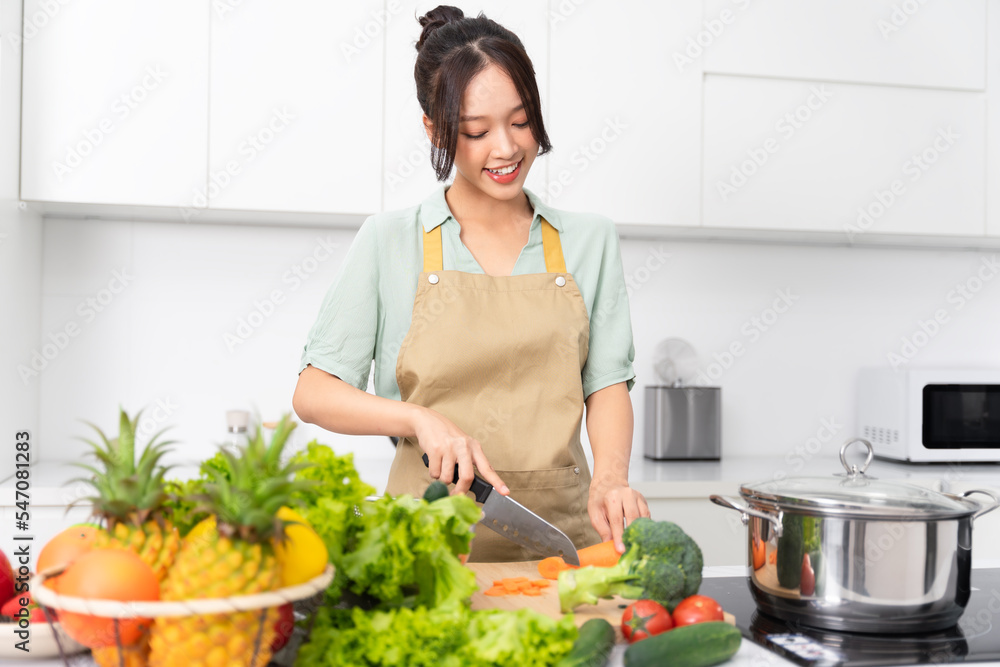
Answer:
[0,0,43,486]
[35,217,1000,479]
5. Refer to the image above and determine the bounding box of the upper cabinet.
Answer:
[208,0,383,215]
[701,76,986,236]
[547,0,702,226]
[21,1,209,207]
[701,0,987,91]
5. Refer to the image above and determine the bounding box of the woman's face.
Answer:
[433,63,539,202]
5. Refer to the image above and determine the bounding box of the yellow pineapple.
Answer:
[73,408,181,667]
[148,416,307,667]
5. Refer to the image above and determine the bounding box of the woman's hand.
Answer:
[588,475,650,553]
[411,407,509,497]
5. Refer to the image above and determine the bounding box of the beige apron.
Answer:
[385,217,603,562]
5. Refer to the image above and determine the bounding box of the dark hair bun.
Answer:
[416,5,465,51]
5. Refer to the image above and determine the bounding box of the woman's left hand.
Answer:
[588,475,651,554]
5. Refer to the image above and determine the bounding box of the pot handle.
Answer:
[962,489,1000,521]
[709,495,784,537]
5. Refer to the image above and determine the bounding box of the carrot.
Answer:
[484,586,507,596]
[530,579,551,588]
[578,539,621,568]
[502,579,521,592]
[768,550,777,565]
[523,587,542,596]
[538,556,577,580]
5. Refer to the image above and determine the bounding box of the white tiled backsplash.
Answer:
[34,217,1000,474]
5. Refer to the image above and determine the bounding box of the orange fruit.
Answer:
[56,549,159,648]
[37,524,101,589]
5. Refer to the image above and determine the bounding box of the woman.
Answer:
[293,5,649,562]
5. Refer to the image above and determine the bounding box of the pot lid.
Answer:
[740,439,984,520]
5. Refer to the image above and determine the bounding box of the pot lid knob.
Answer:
[838,438,874,478]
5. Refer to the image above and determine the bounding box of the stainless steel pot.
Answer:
[710,438,1000,634]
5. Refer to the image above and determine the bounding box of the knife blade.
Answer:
[422,454,580,565]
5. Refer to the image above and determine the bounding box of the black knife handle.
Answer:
[421,453,493,504]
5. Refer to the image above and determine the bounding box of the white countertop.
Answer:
[6,453,999,507]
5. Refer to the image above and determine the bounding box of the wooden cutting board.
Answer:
[468,560,736,644]
[468,560,632,641]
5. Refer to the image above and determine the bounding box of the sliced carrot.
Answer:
[578,539,621,568]
[768,550,777,565]
[492,580,504,587]
[531,579,551,588]
[523,587,542,596]
[484,586,508,596]
[502,580,521,592]
[538,556,577,580]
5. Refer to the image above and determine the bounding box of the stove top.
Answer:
[699,568,1000,666]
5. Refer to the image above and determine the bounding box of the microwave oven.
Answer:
[857,367,1000,463]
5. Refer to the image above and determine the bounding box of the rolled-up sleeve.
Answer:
[581,222,636,400]
[299,217,379,391]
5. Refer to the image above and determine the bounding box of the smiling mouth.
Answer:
[485,160,521,176]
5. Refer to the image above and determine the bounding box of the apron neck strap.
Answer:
[422,217,566,273]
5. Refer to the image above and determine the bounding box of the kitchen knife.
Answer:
[421,454,580,566]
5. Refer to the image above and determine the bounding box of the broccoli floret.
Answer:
[557,518,704,613]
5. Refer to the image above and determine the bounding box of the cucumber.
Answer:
[555,618,615,667]
[624,621,741,667]
[422,480,449,502]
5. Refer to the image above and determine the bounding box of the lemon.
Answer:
[273,507,328,587]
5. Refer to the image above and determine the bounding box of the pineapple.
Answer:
[148,416,308,667]
[73,408,182,667]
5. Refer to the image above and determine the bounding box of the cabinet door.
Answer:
[547,0,702,226]
[702,75,986,236]
[383,1,549,212]
[208,1,383,215]
[702,0,987,91]
[988,4,1000,237]
[20,1,208,207]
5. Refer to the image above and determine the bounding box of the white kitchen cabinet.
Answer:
[20,0,208,207]
[207,0,383,216]
[702,0,987,92]
[382,1,550,212]
[702,75,986,236]
[547,0,702,226]
[988,4,1000,238]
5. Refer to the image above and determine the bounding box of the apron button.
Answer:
[428,274,439,285]
[555,276,566,287]
[573,466,580,474]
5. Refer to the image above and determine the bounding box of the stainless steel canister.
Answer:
[644,386,721,460]
[711,439,1000,634]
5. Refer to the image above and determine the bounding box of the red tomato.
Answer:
[621,599,673,643]
[270,603,295,652]
[672,595,724,627]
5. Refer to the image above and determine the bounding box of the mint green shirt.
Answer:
[299,186,636,401]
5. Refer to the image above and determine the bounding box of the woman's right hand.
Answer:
[411,407,509,498]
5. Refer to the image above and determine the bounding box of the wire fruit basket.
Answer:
[31,564,334,666]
